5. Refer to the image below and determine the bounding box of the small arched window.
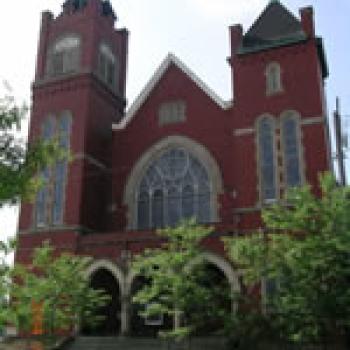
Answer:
[48,35,80,77]
[136,148,212,229]
[257,116,277,202]
[281,112,302,188]
[98,43,118,89]
[266,62,282,96]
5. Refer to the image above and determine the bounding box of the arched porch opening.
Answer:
[187,262,232,336]
[82,268,121,336]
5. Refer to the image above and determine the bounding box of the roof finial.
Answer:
[269,0,280,4]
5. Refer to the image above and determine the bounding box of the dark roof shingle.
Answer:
[240,1,306,54]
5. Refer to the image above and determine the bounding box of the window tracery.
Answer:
[136,148,211,229]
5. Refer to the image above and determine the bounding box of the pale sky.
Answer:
[0,0,349,244]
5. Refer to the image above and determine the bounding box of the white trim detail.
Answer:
[112,53,230,130]
[85,259,125,296]
[201,252,240,293]
[74,153,108,170]
[301,116,325,125]
[233,128,255,136]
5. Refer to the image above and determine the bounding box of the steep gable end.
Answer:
[113,53,229,130]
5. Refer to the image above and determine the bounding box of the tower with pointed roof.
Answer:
[228,1,330,210]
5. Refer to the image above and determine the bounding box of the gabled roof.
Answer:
[240,0,306,54]
[112,53,230,130]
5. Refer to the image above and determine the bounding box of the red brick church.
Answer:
[16,0,330,336]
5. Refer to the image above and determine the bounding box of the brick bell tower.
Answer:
[18,0,128,245]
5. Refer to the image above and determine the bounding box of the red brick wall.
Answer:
[17,2,331,266]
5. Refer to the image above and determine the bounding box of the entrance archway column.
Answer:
[120,293,130,335]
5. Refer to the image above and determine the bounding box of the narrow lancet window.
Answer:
[98,43,118,90]
[281,113,302,188]
[35,117,55,227]
[35,113,72,228]
[258,116,277,202]
[52,113,71,225]
[266,62,282,95]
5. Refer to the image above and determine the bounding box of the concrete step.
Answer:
[64,336,227,350]
[65,337,167,350]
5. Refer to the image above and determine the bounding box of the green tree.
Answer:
[5,242,108,348]
[0,238,15,334]
[132,220,227,341]
[0,87,70,342]
[0,89,63,205]
[225,173,350,346]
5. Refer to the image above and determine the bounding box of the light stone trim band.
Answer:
[301,116,325,125]
[233,128,255,136]
[74,153,108,171]
[233,116,325,137]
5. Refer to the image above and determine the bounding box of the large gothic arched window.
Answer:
[136,148,211,229]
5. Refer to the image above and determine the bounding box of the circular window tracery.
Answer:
[136,148,211,229]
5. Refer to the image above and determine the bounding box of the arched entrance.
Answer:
[82,268,121,336]
[187,262,233,335]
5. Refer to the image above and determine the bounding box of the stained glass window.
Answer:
[136,148,211,229]
[52,114,71,225]
[35,113,71,228]
[258,117,277,201]
[35,118,55,226]
[282,114,301,188]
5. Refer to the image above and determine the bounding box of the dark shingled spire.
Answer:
[63,0,87,12]
[240,1,306,54]
[62,0,116,20]
[101,0,116,20]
